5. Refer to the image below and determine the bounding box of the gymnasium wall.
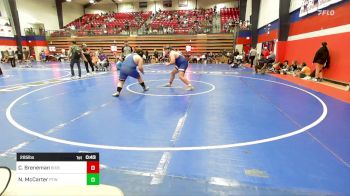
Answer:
[257,20,279,43]
[15,0,84,34]
[258,0,279,28]
[86,3,115,14]
[0,0,8,18]
[62,2,84,26]
[86,0,237,14]
[256,0,280,53]
[235,30,251,53]
[235,0,252,53]
[0,37,18,53]
[253,19,279,55]
[277,1,350,83]
[289,0,302,12]
[16,0,59,35]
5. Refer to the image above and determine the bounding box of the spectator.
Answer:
[98,49,109,71]
[57,51,67,62]
[255,55,269,74]
[290,60,298,71]
[295,62,311,79]
[44,49,50,61]
[2,49,9,63]
[40,50,46,62]
[82,44,95,75]
[91,52,99,68]
[23,48,29,61]
[281,60,296,75]
[313,42,330,82]
[272,60,288,73]
[266,51,276,66]
[15,47,23,64]
[145,50,149,63]
[208,52,214,64]
[262,47,270,58]
[8,48,15,67]
[153,49,159,62]
[233,49,239,57]
[257,51,275,72]
[249,47,257,68]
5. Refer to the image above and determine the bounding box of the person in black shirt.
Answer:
[82,44,95,75]
[233,49,239,57]
[15,47,23,64]
[313,42,330,82]
[69,41,85,79]
[145,50,149,63]
[290,60,298,71]
[153,49,159,62]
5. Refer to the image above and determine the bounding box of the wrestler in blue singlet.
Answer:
[113,51,148,97]
[174,54,189,72]
[119,53,140,81]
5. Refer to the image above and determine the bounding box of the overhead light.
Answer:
[66,0,71,2]
[89,0,95,3]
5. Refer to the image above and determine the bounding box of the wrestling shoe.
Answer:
[185,85,194,91]
[112,92,120,97]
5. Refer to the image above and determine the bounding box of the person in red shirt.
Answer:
[262,47,270,59]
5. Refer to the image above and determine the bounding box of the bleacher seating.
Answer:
[53,11,152,37]
[52,8,221,36]
[150,9,214,34]
[48,34,234,60]
[48,8,238,59]
[220,8,240,33]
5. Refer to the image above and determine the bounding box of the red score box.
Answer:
[87,161,100,174]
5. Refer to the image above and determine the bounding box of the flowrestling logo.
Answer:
[317,9,335,15]
[299,0,342,17]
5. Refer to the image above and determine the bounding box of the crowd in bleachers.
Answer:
[51,6,248,36]
[220,7,239,33]
[146,8,215,34]
[52,11,152,37]
[220,7,250,33]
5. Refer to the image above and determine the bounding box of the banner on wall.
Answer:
[299,0,343,17]
[185,45,191,52]
[111,45,117,52]
[48,46,56,52]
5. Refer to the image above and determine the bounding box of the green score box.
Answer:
[87,173,100,185]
